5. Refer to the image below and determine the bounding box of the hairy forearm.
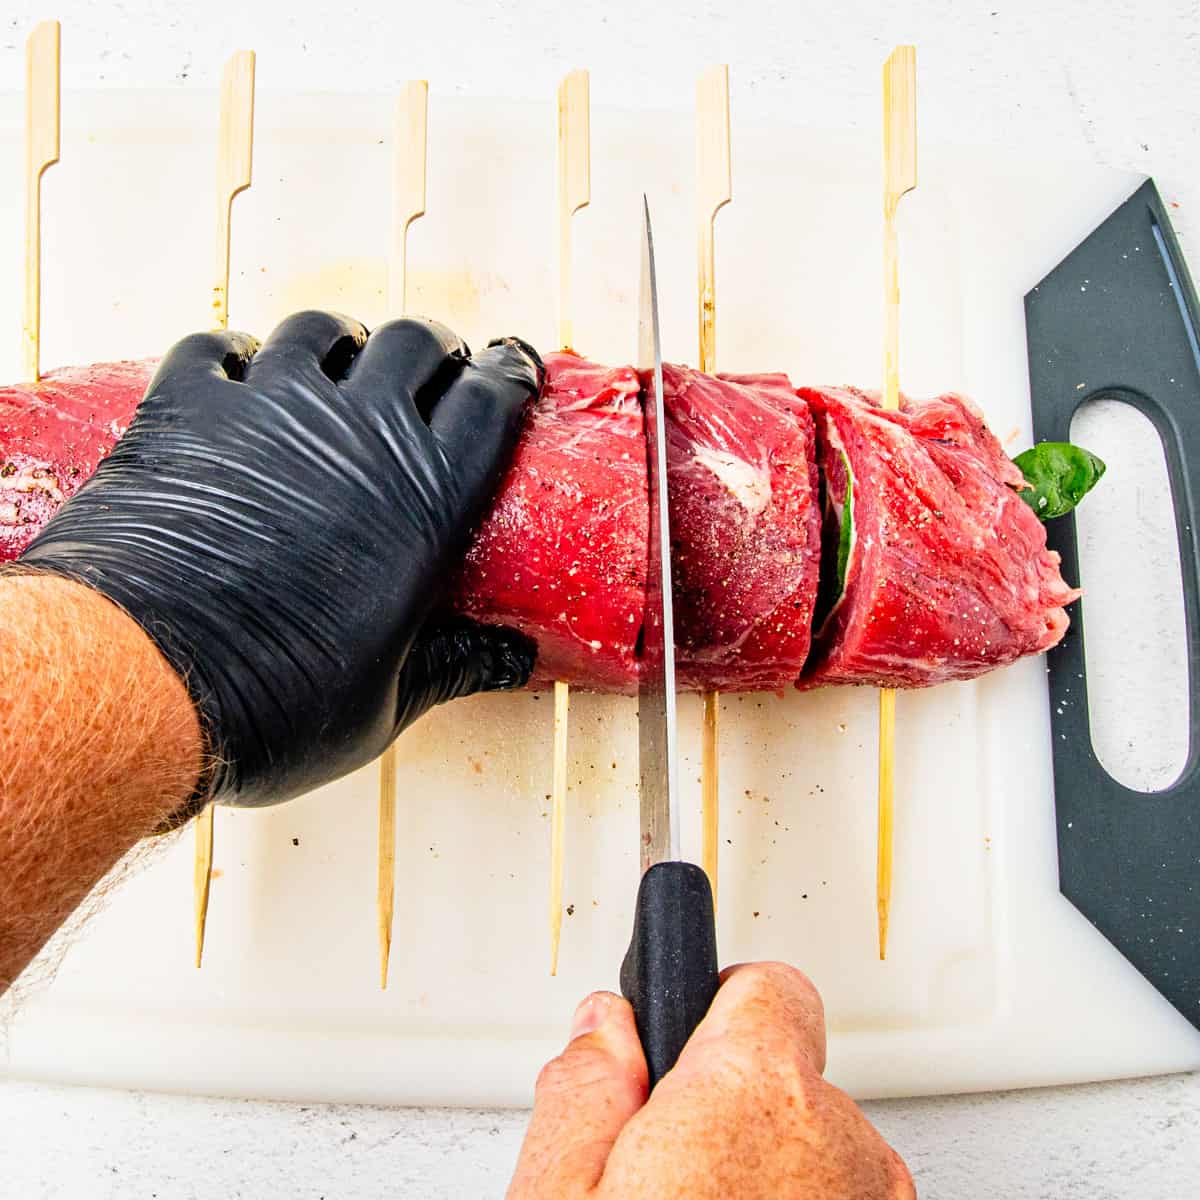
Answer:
[0,575,201,992]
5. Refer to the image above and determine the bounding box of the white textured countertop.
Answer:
[2,1073,1199,1197]
[2,0,1199,1194]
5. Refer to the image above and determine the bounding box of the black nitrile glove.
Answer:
[21,311,543,814]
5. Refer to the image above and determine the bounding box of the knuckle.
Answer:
[733,961,826,1068]
[374,315,464,356]
[176,330,233,356]
[676,1034,820,1139]
[276,308,331,326]
[533,1053,571,1097]
[163,329,258,376]
[750,1041,822,1111]
[748,960,822,1005]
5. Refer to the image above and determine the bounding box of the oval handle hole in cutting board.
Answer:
[1070,397,1188,793]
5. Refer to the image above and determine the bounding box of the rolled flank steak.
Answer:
[1,351,1079,693]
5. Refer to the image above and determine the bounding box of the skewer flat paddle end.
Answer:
[883,46,917,205]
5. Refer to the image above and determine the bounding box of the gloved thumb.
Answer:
[394,617,536,734]
[508,992,649,1199]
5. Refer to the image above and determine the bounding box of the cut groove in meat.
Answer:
[451,354,823,693]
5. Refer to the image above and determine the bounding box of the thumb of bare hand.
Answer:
[507,992,649,1199]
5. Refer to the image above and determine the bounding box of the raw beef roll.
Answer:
[664,366,820,691]
[452,352,648,692]
[0,351,1080,696]
[453,354,821,693]
[0,361,154,561]
[799,385,1080,689]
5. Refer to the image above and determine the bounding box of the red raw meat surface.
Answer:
[452,352,648,693]
[0,354,1077,696]
[799,385,1080,689]
[0,361,153,561]
[665,366,820,691]
[452,354,820,693]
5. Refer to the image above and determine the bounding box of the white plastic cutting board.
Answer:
[1,89,1198,1106]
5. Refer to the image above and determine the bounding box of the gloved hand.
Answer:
[21,311,543,816]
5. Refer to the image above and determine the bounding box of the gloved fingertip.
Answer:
[199,328,260,383]
[149,329,262,391]
[485,336,546,390]
[229,330,262,360]
[394,620,537,734]
[476,624,537,692]
[371,314,470,361]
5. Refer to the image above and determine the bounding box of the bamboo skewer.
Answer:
[22,20,60,385]
[549,68,590,977]
[378,79,428,991]
[556,70,590,354]
[877,45,917,962]
[388,81,428,316]
[192,806,215,969]
[210,52,255,332]
[377,741,398,989]
[695,65,731,905]
[195,50,256,970]
[549,679,569,975]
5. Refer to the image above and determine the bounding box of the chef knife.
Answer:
[619,197,721,1088]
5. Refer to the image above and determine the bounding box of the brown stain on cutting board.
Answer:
[275,258,387,320]
[277,260,483,328]
[408,268,483,324]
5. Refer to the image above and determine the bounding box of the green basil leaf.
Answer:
[814,449,856,631]
[1013,442,1106,521]
[836,451,854,592]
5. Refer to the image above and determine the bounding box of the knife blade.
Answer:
[636,193,679,873]
[619,197,720,1089]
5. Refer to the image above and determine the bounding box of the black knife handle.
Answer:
[619,860,720,1088]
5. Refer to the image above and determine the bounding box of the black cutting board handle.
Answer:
[1025,178,1200,1029]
